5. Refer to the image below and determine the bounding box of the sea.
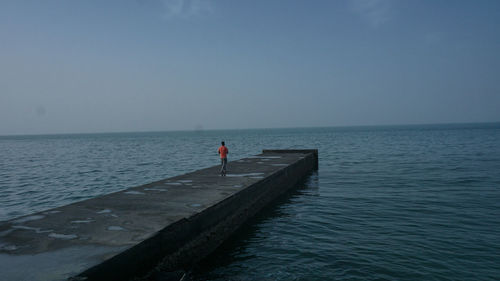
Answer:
[1,123,499,280]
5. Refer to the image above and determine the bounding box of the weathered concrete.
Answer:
[0,149,318,281]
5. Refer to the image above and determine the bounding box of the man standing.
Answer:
[218,141,228,176]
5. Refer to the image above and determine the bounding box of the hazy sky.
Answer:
[1,0,499,135]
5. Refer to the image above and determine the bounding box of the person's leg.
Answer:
[220,158,224,175]
[222,158,227,176]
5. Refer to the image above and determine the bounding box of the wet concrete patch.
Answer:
[71,220,93,224]
[107,226,126,231]
[12,225,52,234]
[12,215,45,224]
[0,244,18,251]
[124,191,145,195]
[144,188,167,192]
[247,156,282,159]
[48,233,78,240]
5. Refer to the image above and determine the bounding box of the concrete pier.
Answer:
[0,149,318,281]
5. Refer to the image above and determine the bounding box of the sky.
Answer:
[1,0,499,135]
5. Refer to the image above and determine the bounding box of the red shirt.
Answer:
[218,146,228,159]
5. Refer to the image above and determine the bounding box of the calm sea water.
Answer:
[1,124,500,280]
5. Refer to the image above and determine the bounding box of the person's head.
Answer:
[221,141,225,146]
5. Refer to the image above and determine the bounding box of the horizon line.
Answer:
[1,121,499,138]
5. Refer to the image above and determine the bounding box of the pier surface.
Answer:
[0,149,317,280]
